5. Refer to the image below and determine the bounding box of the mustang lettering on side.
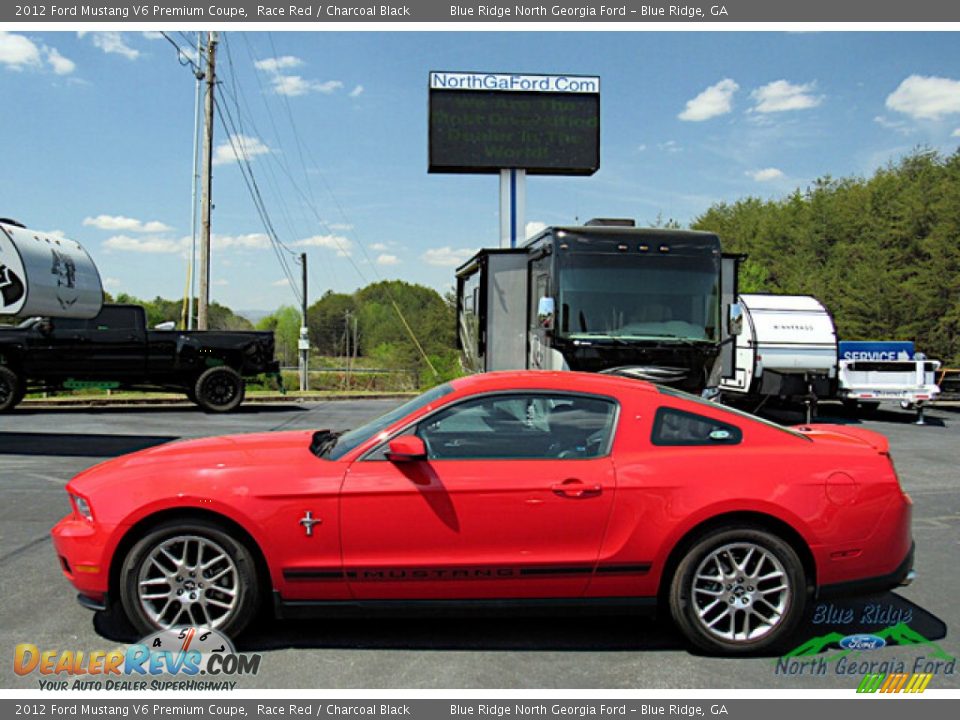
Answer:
[51,371,915,654]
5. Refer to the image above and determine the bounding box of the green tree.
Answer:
[693,148,960,364]
[256,306,301,366]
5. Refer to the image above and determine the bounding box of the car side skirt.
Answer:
[273,593,659,619]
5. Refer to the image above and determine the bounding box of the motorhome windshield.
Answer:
[557,252,720,342]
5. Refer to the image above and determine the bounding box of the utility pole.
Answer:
[187,31,203,330]
[198,31,218,331]
[298,252,309,392]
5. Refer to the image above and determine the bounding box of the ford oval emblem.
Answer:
[839,634,887,651]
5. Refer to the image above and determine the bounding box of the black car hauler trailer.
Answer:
[455,219,742,395]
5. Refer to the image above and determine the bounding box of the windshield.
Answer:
[557,253,719,341]
[326,383,455,460]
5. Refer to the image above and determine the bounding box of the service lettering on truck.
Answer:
[843,351,911,361]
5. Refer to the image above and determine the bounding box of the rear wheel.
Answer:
[119,519,260,638]
[669,526,807,654]
[193,366,245,413]
[0,366,24,412]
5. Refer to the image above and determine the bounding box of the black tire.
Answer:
[193,366,245,413]
[119,518,260,638]
[669,526,807,655]
[0,366,24,412]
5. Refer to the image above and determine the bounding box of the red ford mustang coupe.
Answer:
[52,371,914,654]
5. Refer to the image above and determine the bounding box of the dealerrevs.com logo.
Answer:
[14,627,261,690]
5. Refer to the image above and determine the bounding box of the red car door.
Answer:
[339,392,619,600]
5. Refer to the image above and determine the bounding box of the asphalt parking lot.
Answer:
[1,399,958,690]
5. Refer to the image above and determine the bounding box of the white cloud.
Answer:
[0,31,42,71]
[679,79,739,122]
[84,214,172,233]
[254,55,343,98]
[873,115,914,135]
[45,47,75,75]
[370,242,389,251]
[658,140,683,153]
[103,277,122,289]
[272,278,290,287]
[747,168,785,182]
[421,247,477,267]
[953,128,960,137]
[270,75,343,97]
[636,144,647,152]
[212,278,229,286]
[254,56,302,73]
[526,221,547,239]
[328,223,353,232]
[102,231,271,255]
[751,80,822,113]
[102,235,184,254]
[141,32,164,40]
[376,254,400,266]
[293,234,352,257]
[0,33,73,75]
[212,134,271,166]
[212,233,270,250]
[349,85,364,98]
[886,75,960,121]
[81,32,140,61]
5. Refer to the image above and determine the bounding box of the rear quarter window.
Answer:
[651,407,742,446]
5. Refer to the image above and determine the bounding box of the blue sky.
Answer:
[2,30,959,315]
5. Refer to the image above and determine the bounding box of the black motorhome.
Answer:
[456,219,741,394]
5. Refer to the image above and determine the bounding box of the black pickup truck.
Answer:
[0,304,280,412]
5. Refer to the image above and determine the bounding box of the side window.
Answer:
[651,407,742,446]
[50,317,88,332]
[415,393,617,460]
[92,307,137,331]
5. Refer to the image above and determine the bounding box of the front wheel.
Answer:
[669,526,807,654]
[193,366,245,413]
[119,519,260,638]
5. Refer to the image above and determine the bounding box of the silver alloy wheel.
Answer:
[136,534,240,629]
[690,541,790,643]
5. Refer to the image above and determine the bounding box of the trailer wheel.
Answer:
[193,367,245,413]
[0,366,24,412]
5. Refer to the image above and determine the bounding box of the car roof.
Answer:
[449,370,659,397]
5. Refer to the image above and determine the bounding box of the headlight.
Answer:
[71,494,93,522]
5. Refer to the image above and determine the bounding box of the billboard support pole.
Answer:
[499,168,526,248]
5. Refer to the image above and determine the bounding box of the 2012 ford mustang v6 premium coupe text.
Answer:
[51,371,915,654]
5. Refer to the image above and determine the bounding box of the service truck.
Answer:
[455,219,742,394]
[837,341,940,423]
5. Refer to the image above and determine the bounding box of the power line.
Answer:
[159,32,200,74]
[214,83,303,307]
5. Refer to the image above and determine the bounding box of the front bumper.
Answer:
[818,541,915,599]
[50,514,113,603]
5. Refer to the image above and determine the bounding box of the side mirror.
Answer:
[727,303,743,337]
[386,435,427,463]
[537,296,555,331]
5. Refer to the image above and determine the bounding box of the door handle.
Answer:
[551,479,602,498]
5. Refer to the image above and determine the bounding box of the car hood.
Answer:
[70,429,334,493]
